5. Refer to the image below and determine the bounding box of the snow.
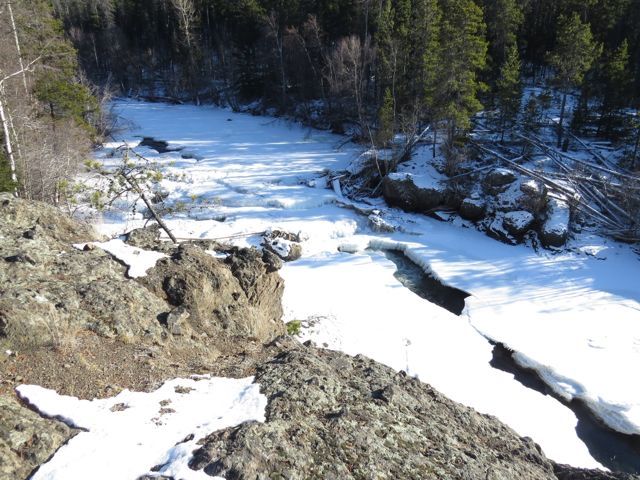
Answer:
[60,99,640,471]
[17,376,266,480]
[387,167,445,191]
[79,239,167,278]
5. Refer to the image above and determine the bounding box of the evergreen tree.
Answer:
[597,39,633,137]
[434,0,488,144]
[480,0,523,80]
[411,0,441,121]
[547,12,601,147]
[495,42,522,142]
[377,87,395,146]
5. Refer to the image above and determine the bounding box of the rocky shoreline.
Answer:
[0,193,637,479]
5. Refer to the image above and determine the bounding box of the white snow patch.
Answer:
[17,376,266,480]
[94,239,167,278]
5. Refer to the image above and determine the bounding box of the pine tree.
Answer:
[547,12,601,147]
[597,39,632,138]
[434,0,488,145]
[480,0,523,77]
[377,87,395,146]
[411,0,441,121]
[495,43,522,142]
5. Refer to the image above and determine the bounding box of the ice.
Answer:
[17,376,266,480]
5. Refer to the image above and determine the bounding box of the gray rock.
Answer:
[368,214,396,233]
[0,394,75,480]
[503,211,535,237]
[540,199,571,248]
[189,342,560,480]
[485,168,517,189]
[142,245,285,343]
[125,224,161,249]
[460,197,486,221]
[383,172,445,212]
[165,306,190,336]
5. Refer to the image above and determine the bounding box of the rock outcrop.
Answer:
[0,194,167,347]
[189,340,560,480]
[142,244,285,343]
[0,395,75,480]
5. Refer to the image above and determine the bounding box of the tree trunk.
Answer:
[557,92,567,148]
[7,1,28,95]
[632,125,640,169]
[432,128,437,158]
[0,86,18,188]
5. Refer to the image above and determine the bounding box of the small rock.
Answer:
[368,214,396,233]
[263,232,303,262]
[4,253,37,265]
[23,226,40,240]
[165,306,190,336]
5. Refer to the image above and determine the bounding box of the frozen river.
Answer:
[85,100,640,472]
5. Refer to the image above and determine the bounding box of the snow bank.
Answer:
[17,376,266,480]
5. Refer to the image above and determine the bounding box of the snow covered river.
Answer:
[86,100,640,472]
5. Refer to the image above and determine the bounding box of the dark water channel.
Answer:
[491,344,640,474]
[373,248,640,474]
[375,249,470,315]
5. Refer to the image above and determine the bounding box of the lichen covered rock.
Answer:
[189,342,560,480]
[0,394,75,480]
[142,244,285,342]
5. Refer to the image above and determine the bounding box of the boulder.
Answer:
[125,224,161,249]
[484,168,517,194]
[503,211,535,237]
[142,245,285,342]
[486,216,518,245]
[189,342,560,480]
[519,179,548,214]
[262,230,303,262]
[460,197,486,221]
[540,199,571,248]
[0,394,75,480]
[383,172,445,212]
